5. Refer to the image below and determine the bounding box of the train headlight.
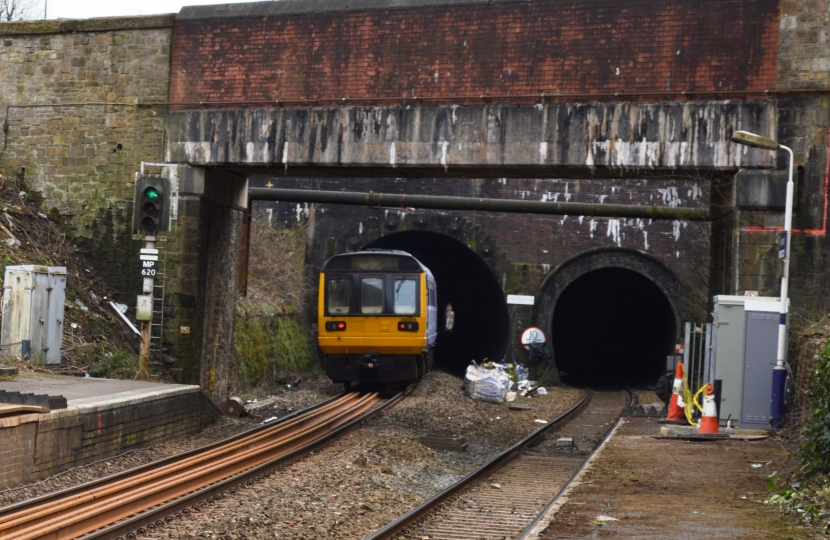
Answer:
[326,321,347,331]
[398,322,419,332]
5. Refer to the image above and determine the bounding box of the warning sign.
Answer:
[520,327,546,350]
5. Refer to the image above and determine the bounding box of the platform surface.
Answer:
[0,374,200,413]
[0,374,213,491]
[528,417,804,539]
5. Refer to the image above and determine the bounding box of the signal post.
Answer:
[133,176,170,381]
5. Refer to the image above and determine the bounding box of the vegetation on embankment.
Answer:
[232,210,318,391]
[765,316,830,532]
[0,173,138,377]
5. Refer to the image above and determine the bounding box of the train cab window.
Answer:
[394,278,417,315]
[327,277,351,314]
[361,277,384,314]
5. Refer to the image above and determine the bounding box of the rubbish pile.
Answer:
[463,361,546,404]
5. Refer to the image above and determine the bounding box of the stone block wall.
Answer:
[0,16,173,301]
[729,0,830,311]
[779,0,830,91]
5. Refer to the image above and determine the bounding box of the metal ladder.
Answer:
[149,243,166,363]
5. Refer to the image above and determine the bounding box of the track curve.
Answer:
[0,389,410,540]
[365,389,629,540]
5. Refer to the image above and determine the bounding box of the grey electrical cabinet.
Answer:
[712,295,782,427]
[741,300,785,427]
[1,265,66,365]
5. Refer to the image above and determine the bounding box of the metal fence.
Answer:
[683,322,714,393]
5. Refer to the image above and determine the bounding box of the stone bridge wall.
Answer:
[0,15,173,316]
[4,0,830,391]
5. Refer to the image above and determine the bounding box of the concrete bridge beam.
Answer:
[165,102,776,173]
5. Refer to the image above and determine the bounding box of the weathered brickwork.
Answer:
[260,176,710,282]
[255,175,712,363]
[0,16,173,297]
[171,0,779,105]
[0,391,219,490]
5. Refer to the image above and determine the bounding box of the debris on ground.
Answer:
[0,175,137,378]
[464,362,511,403]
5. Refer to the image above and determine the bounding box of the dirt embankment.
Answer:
[0,173,136,377]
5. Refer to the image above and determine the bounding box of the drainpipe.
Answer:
[248,188,710,221]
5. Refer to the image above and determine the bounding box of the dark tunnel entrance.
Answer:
[551,267,676,387]
[364,231,509,374]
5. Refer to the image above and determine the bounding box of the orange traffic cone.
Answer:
[698,382,719,434]
[660,361,687,424]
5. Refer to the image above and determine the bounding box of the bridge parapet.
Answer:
[165,102,775,173]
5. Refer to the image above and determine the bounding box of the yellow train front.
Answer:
[318,249,438,387]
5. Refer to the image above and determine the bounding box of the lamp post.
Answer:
[731,130,793,429]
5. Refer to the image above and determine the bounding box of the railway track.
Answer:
[0,389,409,540]
[366,389,629,540]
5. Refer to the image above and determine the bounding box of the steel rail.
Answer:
[81,384,413,540]
[1,393,376,539]
[10,394,378,539]
[248,188,710,221]
[516,389,633,539]
[363,388,593,540]
[0,393,365,525]
[0,391,347,518]
[0,387,412,540]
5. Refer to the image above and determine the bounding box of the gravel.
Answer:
[0,370,581,539]
[0,417,256,508]
[0,376,340,507]
[145,370,581,540]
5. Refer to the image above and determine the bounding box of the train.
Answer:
[317,249,438,388]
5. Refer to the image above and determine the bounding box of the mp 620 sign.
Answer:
[141,260,158,277]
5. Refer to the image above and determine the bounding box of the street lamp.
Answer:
[731,130,793,429]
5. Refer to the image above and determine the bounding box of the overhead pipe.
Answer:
[248,188,710,221]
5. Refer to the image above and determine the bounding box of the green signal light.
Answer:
[144,187,160,201]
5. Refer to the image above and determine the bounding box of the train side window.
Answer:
[429,285,437,308]
[361,277,384,314]
[327,277,351,314]
[394,278,417,315]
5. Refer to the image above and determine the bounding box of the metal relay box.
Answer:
[712,295,787,427]
[1,265,66,365]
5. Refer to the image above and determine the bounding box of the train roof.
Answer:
[322,249,433,278]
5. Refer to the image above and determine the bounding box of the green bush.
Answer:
[800,338,830,479]
[764,337,830,531]
[233,300,317,389]
[80,346,138,379]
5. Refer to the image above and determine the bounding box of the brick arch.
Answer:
[339,212,511,371]
[535,247,687,348]
[340,211,512,277]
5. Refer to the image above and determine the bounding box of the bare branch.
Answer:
[0,0,37,21]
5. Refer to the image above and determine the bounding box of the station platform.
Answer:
[0,374,221,491]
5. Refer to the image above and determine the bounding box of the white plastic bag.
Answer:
[464,363,511,404]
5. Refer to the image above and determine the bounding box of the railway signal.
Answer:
[133,176,170,235]
[132,176,170,381]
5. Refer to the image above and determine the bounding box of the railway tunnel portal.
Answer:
[364,231,510,374]
[0,0,801,402]
[537,249,685,387]
[169,94,774,399]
